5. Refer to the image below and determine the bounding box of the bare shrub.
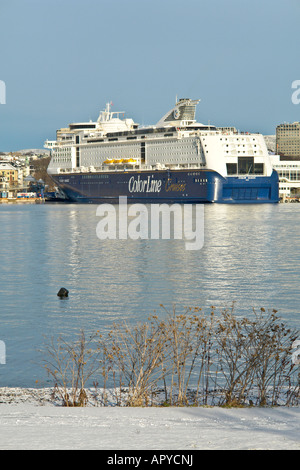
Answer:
[248,309,299,406]
[154,306,216,406]
[101,319,171,406]
[213,307,299,406]
[43,330,101,406]
[42,306,299,407]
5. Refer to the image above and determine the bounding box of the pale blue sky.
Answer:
[0,0,300,151]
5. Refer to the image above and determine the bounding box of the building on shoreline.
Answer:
[276,122,300,158]
[270,155,300,200]
[270,123,300,200]
[0,151,50,199]
[0,162,19,197]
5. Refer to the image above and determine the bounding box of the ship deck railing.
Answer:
[55,163,204,174]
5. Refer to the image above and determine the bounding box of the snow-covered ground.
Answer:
[0,388,299,450]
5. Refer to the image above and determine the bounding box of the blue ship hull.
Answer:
[51,168,279,204]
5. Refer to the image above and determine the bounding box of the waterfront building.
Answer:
[271,155,300,199]
[0,162,19,196]
[276,122,300,158]
[271,123,300,199]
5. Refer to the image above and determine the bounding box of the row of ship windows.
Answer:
[82,152,140,157]
[218,137,257,142]
[85,135,177,142]
[80,174,110,179]
[82,139,191,147]
[148,157,197,162]
[81,145,195,154]
[53,155,71,159]
[150,146,195,151]
[53,158,71,163]
[149,150,195,156]
[83,139,195,148]
[80,181,110,185]
[223,144,257,147]
[54,143,196,156]
[79,153,195,161]
[225,151,261,154]
[227,162,264,175]
[278,171,300,179]
[275,164,300,168]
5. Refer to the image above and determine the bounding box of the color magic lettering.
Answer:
[165,182,186,192]
[128,175,162,193]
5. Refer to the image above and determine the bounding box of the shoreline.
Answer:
[1,386,299,408]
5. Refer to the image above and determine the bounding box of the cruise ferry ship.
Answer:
[45,99,279,203]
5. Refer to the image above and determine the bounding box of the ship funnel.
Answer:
[156,98,200,127]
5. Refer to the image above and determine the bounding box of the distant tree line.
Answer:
[31,156,56,191]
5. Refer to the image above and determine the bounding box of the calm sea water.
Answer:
[0,202,299,387]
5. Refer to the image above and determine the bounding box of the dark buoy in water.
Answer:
[57,287,69,298]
